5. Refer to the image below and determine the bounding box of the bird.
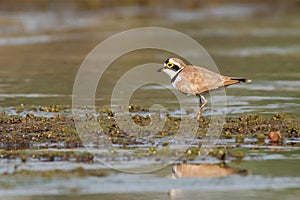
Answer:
[157,58,251,119]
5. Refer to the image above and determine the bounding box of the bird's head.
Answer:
[157,58,186,78]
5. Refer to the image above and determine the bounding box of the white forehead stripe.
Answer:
[169,58,181,67]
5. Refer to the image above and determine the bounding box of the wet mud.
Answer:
[0,105,299,166]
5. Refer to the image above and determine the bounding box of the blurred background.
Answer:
[0,0,299,116]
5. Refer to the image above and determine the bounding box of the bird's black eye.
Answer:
[167,62,174,68]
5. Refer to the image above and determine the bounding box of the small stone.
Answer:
[268,131,281,143]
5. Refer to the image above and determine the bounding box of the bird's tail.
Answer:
[231,77,251,83]
[224,77,251,86]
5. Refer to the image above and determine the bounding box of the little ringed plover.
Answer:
[157,58,251,119]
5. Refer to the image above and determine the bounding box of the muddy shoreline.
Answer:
[0,105,299,166]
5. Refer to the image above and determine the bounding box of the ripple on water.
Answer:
[0,35,53,46]
[235,80,300,91]
[187,28,300,37]
[216,45,300,56]
[167,3,271,21]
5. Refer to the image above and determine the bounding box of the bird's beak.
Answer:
[157,67,164,72]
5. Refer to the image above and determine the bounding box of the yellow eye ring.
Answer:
[167,62,174,68]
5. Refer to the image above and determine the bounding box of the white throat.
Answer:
[163,68,179,79]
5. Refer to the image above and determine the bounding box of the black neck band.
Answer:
[171,68,183,83]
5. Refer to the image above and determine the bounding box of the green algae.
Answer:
[0,106,299,150]
[2,167,109,179]
[0,105,299,165]
[0,149,94,163]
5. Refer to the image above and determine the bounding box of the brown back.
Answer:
[175,65,231,95]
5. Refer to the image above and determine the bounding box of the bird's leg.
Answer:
[194,95,207,120]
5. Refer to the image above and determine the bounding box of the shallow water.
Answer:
[0,147,300,199]
[0,4,299,115]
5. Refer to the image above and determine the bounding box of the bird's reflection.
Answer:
[172,163,242,178]
[169,163,248,199]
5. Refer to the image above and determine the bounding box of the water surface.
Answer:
[0,2,300,199]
